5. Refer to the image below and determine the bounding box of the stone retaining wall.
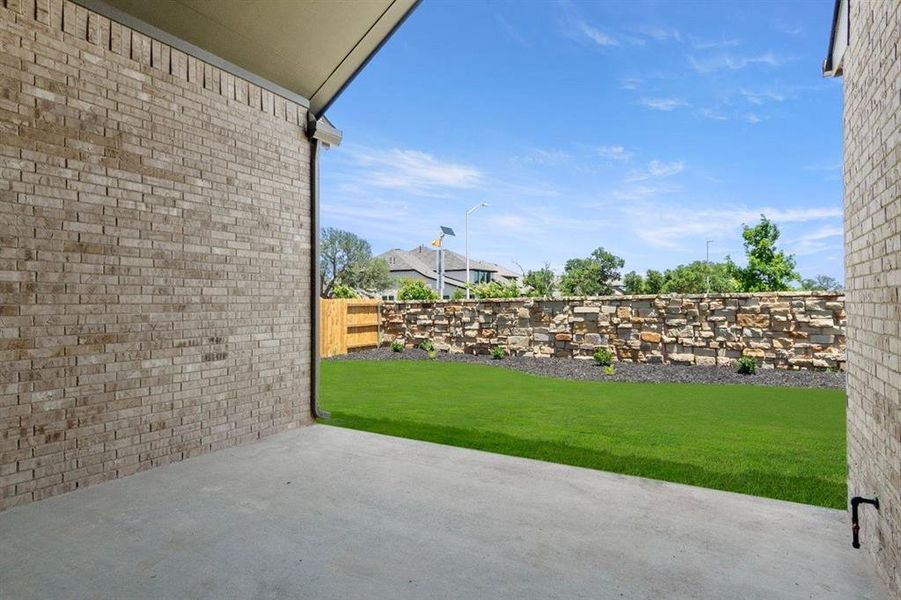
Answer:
[381,293,846,370]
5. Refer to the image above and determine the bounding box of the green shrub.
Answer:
[390,340,404,353]
[397,279,439,301]
[428,350,438,360]
[593,347,614,366]
[330,283,358,299]
[490,346,507,360]
[736,356,758,375]
[451,288,466,300]
[419,339,435,352]
[471,280,522,299]
[603,365,616,376]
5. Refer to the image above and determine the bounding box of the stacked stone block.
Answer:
[0,0,312,511]
[382,293,846,370]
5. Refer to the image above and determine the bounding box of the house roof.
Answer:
[378,248,468,289]
[404,246,498,273]
[74,0,420,118]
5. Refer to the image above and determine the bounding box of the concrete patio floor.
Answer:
[0,425,887,599]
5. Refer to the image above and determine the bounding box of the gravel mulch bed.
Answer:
[328,347,846,389]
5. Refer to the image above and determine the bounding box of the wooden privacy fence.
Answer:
[320,299,381,358]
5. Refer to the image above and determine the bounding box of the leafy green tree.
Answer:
[644,270,665,294]
[661,261,740,294]
[728,216,800,292]
[319,228,391,297]
[523,263,556,297]
[397,278,439,301]
[471,279,522,299]
[331,283,358,298]
[560,247,625,296]
[799,274,842,291]
[623,271,646,295]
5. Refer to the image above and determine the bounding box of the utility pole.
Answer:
[465,203,488,299]
[432,226,456,298]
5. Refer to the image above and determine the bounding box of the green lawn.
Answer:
[320,361,847,508]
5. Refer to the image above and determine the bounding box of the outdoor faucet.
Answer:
[850,496,879,549]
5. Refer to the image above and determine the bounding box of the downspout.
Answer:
[306,114,342,419]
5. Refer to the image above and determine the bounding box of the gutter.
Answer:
[306,114,343,419]
[313,0,422,119]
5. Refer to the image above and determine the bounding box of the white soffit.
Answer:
[75,0,419,116]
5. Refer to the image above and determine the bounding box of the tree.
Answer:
[623,271,646,295]
[319,228,391,297]
[331,283,358,298]
[728,216,800,292]
[397,278,439,301]
[523,263,556,297]
[624,263,740,295]
[560,247,625,296]
[644,270,665,294]
[799,274,843,291]
[661,261,740,294]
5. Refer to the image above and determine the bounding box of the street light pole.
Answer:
[706,240,714,295]
[465,202,489,299]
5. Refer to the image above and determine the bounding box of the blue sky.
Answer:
[321,0,844,280]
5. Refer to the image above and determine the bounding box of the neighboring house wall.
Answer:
[842,1,900,594]
[0,2,312,510]
[382,293,846,369]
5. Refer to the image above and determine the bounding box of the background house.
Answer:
[378,246,520,299]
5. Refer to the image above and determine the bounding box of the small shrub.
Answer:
[419,339,435,352]
[736,356,758,375]
[603,365,616,376]
[593,347,614,366]
[428,350,438,360]
[397,279,439,301]
[471,280,522,299]
[390,340,404,353]
[330,283,358,299]
[490,346,507,360]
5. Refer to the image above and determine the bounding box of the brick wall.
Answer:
[842,1,900,594]
[1,0,313,510]
[382,293,846,370]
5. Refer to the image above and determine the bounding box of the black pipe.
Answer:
[850,496,879,549]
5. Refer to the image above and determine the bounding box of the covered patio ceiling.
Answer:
[73,0,420,117]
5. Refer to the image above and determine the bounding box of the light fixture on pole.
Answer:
[465,202,489,299]
[432,226,455,298]
[706,240,714,295]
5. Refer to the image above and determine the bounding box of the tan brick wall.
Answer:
[842,0,901,594]
[382,293,846,370]
[0,0,313,510]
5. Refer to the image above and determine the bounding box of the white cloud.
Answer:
[699,107,729,121]
[626,160,685,182]
[690,37,741,50]
[786,226,844,256]
[740,89,786,105]
[619,77,642,90]
[597,145,633,161]
[621,204,843,250]
[631,25,681,42]
[743,112,763,124]
[575,20,619,47]
[639,97,689,111]
[688,52,787,74]
[512,148,570,166]
[351,147,482,194]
